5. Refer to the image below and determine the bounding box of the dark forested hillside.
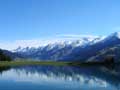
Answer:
[0,50,12,61]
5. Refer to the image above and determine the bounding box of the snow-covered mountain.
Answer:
[12,32,120,61]
[14,36,103,52]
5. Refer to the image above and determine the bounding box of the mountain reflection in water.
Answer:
[0,65,120,90]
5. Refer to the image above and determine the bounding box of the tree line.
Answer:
[0,50,12,61]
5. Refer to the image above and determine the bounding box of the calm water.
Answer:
[0,65,120,90]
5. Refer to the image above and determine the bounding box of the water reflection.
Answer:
[0,66,10,73]
[0,65,120,90]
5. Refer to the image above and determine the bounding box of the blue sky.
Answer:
[0,0,120,49]
[0,0,120,40]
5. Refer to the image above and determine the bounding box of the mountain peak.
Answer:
[109,32,120,39]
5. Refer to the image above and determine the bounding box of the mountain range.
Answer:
[1,32,120,62]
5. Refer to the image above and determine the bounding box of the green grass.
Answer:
[0,59,117,67]
[0,60,70,67]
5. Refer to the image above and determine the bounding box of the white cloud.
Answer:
[0,34,101,51]
[56,34,99,39]
[0,39,72,50]
[0,39,58,50]
[0,40,46,50]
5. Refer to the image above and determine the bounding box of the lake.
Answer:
[0,65,119,90]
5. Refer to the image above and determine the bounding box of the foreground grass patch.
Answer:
[0,60,118,67]
[0,61,70,67]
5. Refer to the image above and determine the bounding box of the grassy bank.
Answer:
[0,61,70,67]
[0,60,117,67]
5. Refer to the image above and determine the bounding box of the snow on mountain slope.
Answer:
[13,36,102,53]
[11,32,120,61]
[101,32,120,43]
[108,32,120,39]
